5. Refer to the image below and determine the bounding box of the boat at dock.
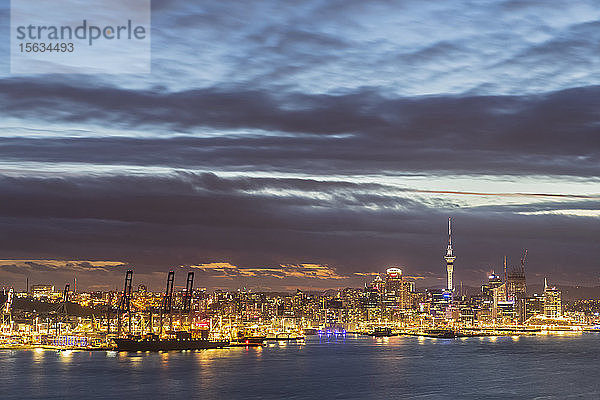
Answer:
[371,327,396,337]
[236,335,267,344]
[422,329,460,338]
[113,333,229,352]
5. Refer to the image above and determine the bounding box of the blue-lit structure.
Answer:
[317,328,346,336]
[52,335,88,347]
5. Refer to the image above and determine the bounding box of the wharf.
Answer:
[0,344,110,351]
[265,335,305,341]
[228,342,264,347]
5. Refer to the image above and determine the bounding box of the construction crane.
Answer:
[1,288,14,334]
[159,271,175,336]
[520,249,528,274]
[117,270,133,337]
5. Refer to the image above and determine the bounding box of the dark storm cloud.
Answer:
[0,79,385,134]
[0,173,598,290]
[0,81,599,176]
[0,173,427,229]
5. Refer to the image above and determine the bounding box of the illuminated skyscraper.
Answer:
[543,278,562,318]
[383,268,413,309]
[507,251,527,323]
[372,274,385,293]
[444,218,456,292]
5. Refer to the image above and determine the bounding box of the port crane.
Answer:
[180,271,194,329]
[49,284,71,336]
[159,271,175,336]
[1,288,14,334]
[117,270,133,336]
[182,272,194,313]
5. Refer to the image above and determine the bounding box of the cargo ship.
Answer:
[113,333,229,351]
[238,335,267,344]
[229,335,266,347]
[372,327,396,337]
[422,328,459,338]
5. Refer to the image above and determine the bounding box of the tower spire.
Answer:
[446,217,453,257]
[444,217,456,292]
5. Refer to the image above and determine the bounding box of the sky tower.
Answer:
[444,217,456,291]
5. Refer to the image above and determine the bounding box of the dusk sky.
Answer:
[0,0,599,291]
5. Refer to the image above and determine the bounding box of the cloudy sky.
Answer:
[0,0,599,291]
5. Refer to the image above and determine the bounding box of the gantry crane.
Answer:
[117,270,133,337]
[1,288,14,334]
[180,271,195,329]
[50,283,71,336]
[159,271,175,336]
[182,272,194,313]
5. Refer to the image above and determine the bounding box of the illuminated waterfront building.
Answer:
[383,268,413,309]
[506,251,527,323]
[491,283,506,315]
[372,275,385,293]
[496,300,516,322]
[458,301,475,326]
[482,273,503,297]
[478,273,503,323]
[543,279,562,318]
[429,290,452,319]
[363,283,380,309]
[525,293,544,320]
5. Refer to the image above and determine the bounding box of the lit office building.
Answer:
[482,273,504,298]
[525,293,544,320]
[383,267,413,309]
[543,279,562,318]
[506,251,527,323]
[492,281,508,321]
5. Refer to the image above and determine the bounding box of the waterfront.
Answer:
[2,334,599,399]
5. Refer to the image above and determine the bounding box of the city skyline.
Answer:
[0,216,594,292]
[1,0,599,291]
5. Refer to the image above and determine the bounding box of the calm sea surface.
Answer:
[2,334,600,399]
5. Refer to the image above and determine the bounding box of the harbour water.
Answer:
[2,334,599,399]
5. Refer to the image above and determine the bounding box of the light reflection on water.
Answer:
[1,335,600,399]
